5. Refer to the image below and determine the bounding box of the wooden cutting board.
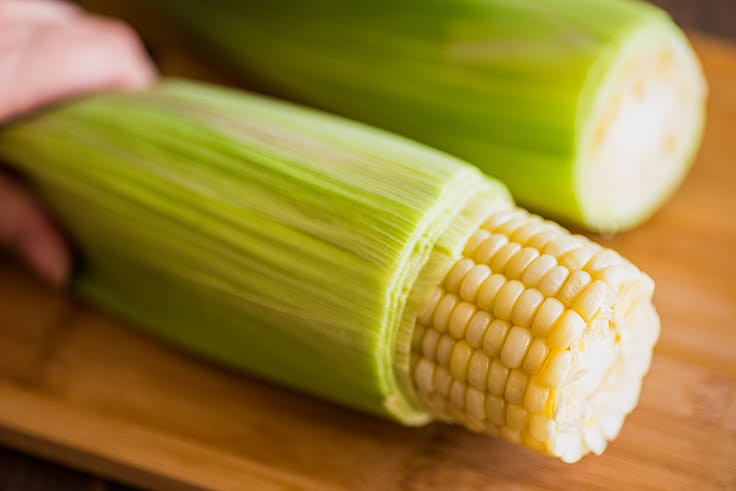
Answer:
[0,15,735,489]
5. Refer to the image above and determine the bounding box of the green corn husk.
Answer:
[0,80,510,423]
[150,0,707,232]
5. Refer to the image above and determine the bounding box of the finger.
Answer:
[0,0,80,26]
[0,174,70,287]
[78,17,157,89]
[0,17,156,119]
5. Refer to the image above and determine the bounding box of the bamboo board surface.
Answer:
[0,23,735,490]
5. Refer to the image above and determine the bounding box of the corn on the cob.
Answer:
[412,208,658,462]
[150,0,707,232]
[0,80,658,461]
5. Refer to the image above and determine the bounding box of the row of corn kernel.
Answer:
[410,209,637,449]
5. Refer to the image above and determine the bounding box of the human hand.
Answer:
[0,0,156,286]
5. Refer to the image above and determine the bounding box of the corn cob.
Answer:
[150,0,707,232]
[411,208,658,461]
[0,80,658,461]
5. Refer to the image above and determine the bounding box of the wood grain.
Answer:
[0,28,735,491]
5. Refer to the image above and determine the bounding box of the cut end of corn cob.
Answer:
[578,20,706,231]
[410,205,659,462]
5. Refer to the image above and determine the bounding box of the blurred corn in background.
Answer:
[149,0,707,232]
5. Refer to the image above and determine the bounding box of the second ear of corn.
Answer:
[0,80,658,462]
[150,0,707,232]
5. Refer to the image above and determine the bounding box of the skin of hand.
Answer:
[0,0,156,286]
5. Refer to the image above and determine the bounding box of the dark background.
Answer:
[1,2,734,490]
[649,0,736,39]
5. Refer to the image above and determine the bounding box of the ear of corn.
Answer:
[150,0,707,232]
[0,80,509,423]
[0,80,659,461]
[411,208,659,462]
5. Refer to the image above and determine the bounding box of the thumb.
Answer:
[0,174,70,287]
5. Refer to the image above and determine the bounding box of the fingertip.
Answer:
[123,58,158,90]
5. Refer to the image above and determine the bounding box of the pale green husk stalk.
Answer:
[0,80,510,423]
[151,0,707,232]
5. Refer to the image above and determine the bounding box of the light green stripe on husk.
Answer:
[0,80,510,423]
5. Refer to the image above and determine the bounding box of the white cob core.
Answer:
[580,25,707,229]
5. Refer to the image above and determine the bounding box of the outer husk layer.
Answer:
[0,80,510,423]
[150,0,705,231]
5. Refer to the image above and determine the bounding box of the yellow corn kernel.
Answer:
[530,298,565,337]
[436,334,456,367]
[483,208,525,231]
[424,393,447,415]
[543,235,578,257]
[571,280,609,322]
[417,287,443,326]
[475,234,509,265]
[509,220,546,246]
[559,245,597,271]
[459,264,491,303]
[522,338,549,373]
[500,325,532,369]
[486,395,506,426]
[496,215,529,237]
[549,310,586,350]
[467,350,491,390]
[522,431,547,452]
[433,293,459,333]
[482,319,511,357]
[505,247,540,280]
[521,254,557,288]
[594,264,634,291]
[466,387,487,421]
[506,403,528,430]
[493,280,525,320]
[529,414,555,442]
[465,310,492,348]
[491,242,522,274]
[511,288,544,328]
[434,365,453,396]
[557,270,592,306]
[586,249,624,273]
[449,380,467,409]
[485,422,501,437]
[476,274,507,311]
[537,265,570,297]
[465,416,486,433]
[445,258,475,293]
[540,351,572,389]
[526,228,558,251]
[500,426,522,444]
[415,358,435,393]
[421,328,440,360]
[544,390,559,418]
[488,358,510,396]
[448,403,465,423]
[505,368,528,404]
[524,379,550,413]
[449,340,473,381]
[464,229,492,258]
[448,301,476,339]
